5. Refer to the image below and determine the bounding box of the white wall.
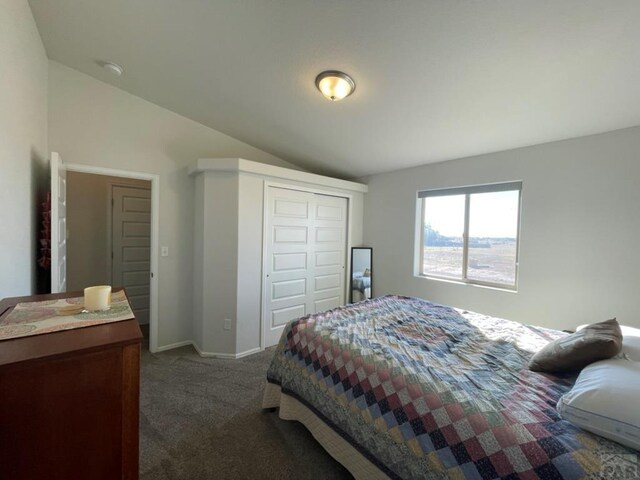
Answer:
[363,126,640,331]
[236,174,264,354]
[48,60,302,349]
[0,0,48,298]
[195,172,239,355]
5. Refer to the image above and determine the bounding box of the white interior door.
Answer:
[263,187,347,347]
[50,152,67,293]
[111,185,152,324]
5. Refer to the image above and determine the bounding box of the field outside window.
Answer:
[418,183,521,289]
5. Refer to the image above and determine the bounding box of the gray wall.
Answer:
[195,172,239,355]
[0,0,48,298]
[363,126,640,331]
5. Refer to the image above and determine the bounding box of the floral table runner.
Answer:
[0,290,135,341]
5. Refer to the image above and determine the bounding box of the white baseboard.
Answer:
[191,342,263,359]
[153,340,194,353]
[234,347,263,359]
[154,340,263,359]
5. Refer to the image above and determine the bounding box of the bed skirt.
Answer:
[262,382,388,480]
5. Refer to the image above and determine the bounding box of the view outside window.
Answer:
[422,195,465,278]
[467,191,519,285]
[420,184,521,288]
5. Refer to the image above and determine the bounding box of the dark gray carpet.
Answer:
[139,343,353,479]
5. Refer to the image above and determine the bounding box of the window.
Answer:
[417,182,522,289]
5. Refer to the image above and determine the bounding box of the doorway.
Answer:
[62,164,160,352]
[66,172,151,338]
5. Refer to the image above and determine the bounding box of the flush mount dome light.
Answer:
[102,61,124,76]
[315,70,355,101]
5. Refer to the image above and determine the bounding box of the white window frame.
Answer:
[415,181,522,291]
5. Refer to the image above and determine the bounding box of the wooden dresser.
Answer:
[0,290,142,480]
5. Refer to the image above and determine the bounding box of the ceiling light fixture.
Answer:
[102,61,124,76]
[315,70,355,101]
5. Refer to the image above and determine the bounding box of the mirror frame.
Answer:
[350,247,373,303]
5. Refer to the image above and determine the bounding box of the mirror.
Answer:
[350,247,373,303]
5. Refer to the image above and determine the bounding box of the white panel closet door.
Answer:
[312,194,347,313]
[263,187,347,347]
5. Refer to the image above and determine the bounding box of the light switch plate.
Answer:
[161,246,169,257]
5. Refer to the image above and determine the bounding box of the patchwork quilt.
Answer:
[266,295,637,479]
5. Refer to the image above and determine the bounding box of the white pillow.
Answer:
[557,358,640,451]
[620,325,640,361]
[577,324,640,361]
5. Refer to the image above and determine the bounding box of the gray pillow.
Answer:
[529,318,622,373]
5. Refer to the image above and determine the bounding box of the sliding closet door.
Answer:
[263,187,347,347]
[264,188,313,348]
[312,194,347,313]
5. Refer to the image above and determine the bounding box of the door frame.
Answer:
[260,180,354,350]
[50,152,67,293]
[65,163,161,353]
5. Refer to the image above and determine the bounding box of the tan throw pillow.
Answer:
[529,318,622,373]
[363,268,371,277]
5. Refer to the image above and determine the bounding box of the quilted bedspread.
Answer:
[266,295,636,479]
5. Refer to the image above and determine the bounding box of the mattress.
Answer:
[352,274,372,294]
[263,295,637,479]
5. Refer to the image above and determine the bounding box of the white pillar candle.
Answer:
[84,285,112,311]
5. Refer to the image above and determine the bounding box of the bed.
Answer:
[263,295,636,479]
[351,272,372,302]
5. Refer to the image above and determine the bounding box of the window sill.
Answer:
[414,274,518,294]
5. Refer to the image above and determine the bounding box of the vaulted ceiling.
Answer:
[29,0,640,178]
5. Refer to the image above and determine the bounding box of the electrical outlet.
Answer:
[161,246,169,257]
[223,319,232,330]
